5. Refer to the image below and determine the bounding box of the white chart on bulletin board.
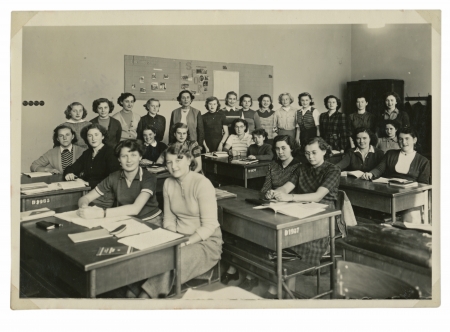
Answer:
[213,71,239,99]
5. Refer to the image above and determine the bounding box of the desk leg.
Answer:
[20,198,25,212]
[423,190,429,224]
[276,230,283,299]
[391,198,396,223]
[89,270,96,298]
[244,170,248,188]
[175,244,181,296]
[329,216,336,299]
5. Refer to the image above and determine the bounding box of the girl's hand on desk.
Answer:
[265,189,275,200]
[272,191,291,202]
[49,169,61,174]
[361,172,373,180]
[65,173,76,181]
[77,206,104,219]
[247,155,256,160]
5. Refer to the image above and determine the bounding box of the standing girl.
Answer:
[319,95,352,154]
[61,102,90,149]
[219,91,244,130]
[295,92,320,148]
[90,98,122,148]
[239,94,261,134]
[376,120,400,153]
[256,94,276,145]
[169,90,204,148]
[376,91,410,137]
[202,96,229,152]
[273,93,297,143]
[112,92,141,141]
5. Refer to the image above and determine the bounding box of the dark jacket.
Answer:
[90,116,122,149]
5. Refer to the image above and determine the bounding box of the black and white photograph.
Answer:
[9,9,442,315]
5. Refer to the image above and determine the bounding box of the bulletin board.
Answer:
[124,55,273,102]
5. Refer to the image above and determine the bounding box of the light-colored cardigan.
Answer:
[30,145,86,173]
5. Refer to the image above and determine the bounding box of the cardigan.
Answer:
[60,120,90,149]
[142,141,168,163]
[63,144,121,188]
[112,110,141,141]
[30,145,86,173]
[370,149,430,184]
[90,116,122,148]
[247,143,273,161]
[336,146,384,172]
[136,114,166,143]
[169,107,204,146]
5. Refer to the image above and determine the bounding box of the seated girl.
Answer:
[89,98,122,148]
[60,102,91,149]
[247,128,273,161]
[157,122,202,173]
[221,135,300,294]
[223,118,253,158]
[128,145,223,298]
[76,139,162,224]
[64,123,120,208]
[139,125,168,166]
[336,127,384,173]
[30,125,85,174]
[376,119,400,153]
[361,127,430,184]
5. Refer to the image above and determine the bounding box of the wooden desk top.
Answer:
[218,185,340,231]
[21,174,64,185]
[202,156,272,169]
[21,215,186,272]
[339,177,432,198]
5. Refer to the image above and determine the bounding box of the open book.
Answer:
[21,179,89,195]
[341,170,364,178]
[22,172,53,178]
[253,201,328,219]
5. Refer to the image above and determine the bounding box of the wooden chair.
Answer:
[335,261,421,299]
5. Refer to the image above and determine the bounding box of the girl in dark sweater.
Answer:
[247,128,273,161]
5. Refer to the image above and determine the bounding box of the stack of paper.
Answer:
[118,228,183,250]
[55,210,130,229]
[22,172,53,178]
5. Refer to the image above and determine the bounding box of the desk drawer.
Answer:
[21,192,85,212]
[344,189,391,213]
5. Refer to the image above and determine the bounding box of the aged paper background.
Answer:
[6,4,446,326]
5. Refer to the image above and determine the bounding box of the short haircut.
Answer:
[239,94,253,107]
[383,91,402,107]
[114,139,144,158]
[353,127,378,147]
[176,90,195,105]
[278,93,294,105]
[117,92,136,107]
[53,125,78,146]
[355,94,368,102]
[225,91,238,106]
[304,136,332,155]
[143,125,158,137]
[80,123,109,145]
[165,143,197,171]
[323,95,342,111]
[251,128,268,140]
[397,126,418,140]
[144,98,161,111]
[172,122,191,141]
[205,96,221,111]
[273,135,295,151]
[384,119,401,131]
[92,98,114,114]
[257,94,274,110]
[64,102,88,120]
[231,118,248,134]
[298,92,315,106]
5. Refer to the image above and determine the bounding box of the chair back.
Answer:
[336,261,421,299]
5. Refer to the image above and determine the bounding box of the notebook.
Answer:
[68,229,113,243]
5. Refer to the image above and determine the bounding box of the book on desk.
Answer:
[20,179,89,195]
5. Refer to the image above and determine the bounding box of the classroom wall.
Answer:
[350,24,432,98]
[21,25,352,171]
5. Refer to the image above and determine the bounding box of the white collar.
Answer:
[281,106,291,111]
[145,141,157,147]
[66,119,87,124]
[355,145,374,154]
[60,144,73,153]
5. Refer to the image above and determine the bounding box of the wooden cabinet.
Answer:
[346,79,404,114]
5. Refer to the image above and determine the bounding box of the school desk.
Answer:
[202,156,271,188]
[217,185,341,299]
[20,211,186,298]
[20,174,90,212]
[336,223,432,297]
[339,177,432,224]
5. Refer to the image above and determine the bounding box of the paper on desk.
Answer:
[101,218,153,238]
[118,228,183,250]
[22,172,53,178]
[372,177,389,184]
[276,205,325,219]
[54,210,130,229]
